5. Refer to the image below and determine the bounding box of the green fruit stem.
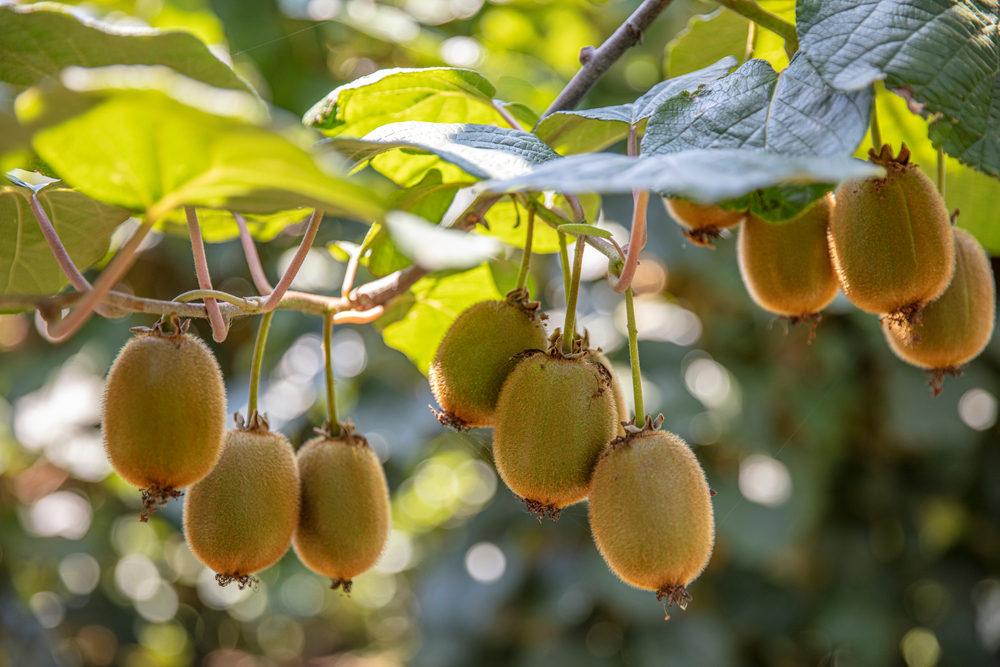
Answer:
[515,208,535,292]
[248,311,274,417]
[937,145,946,199]
[558,231,572,306]
[870,96,882,151]
[562,234,586,354]
[323,311,341,437]
[625,286,643,422]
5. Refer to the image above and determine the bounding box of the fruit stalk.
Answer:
[562,234,587,354]
[515,209,535,291]
[558,231,572,306]
[323,311,341,436]
[248,311,274,417]
[937,145,946,199]
[186,207,227,343]
[625,286,643,422]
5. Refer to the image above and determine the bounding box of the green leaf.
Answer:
[304,67,508,138]
[385,211,501,271]
[477,192,600,253]
[0,183,131,302]
[501,102,539,131]
[856,84,1000,254]
[475,149,884,201]
[797,0,1000,177]
[367,225,411,278]
[156,208,314,242]
[643,55,872,158]
[558,223,613,238]
[376,263,502,375]
[716,183,835,223]
[534,57,737,155]
[19,70,383,223]
[327,121,561,187]
[0,3,249,91]
[385,169,462,224]
[666,9,749,78]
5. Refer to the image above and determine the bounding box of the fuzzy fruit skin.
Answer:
[885,228,996,369]
[665,199,745,236]
[183,429,300,577]
[293,434,391,585]
[493,352,618,509]
[102,332,226,490]
[829,161,954,314]
[737,197,839,318]
[589,430,714,592]
[429,299,547,428]
[592,351,628,437]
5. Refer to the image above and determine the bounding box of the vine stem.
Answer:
[540,0,676,120]
[870,97,882,151]
[43,219,154,342]
[259,209,323,312]
[624,286,643,422]
[610,123,649,294]
[558,231,572,307]
[714,0,798,57]
[248,311,274,417]
[492,100,524,131]
[562,234,586,354]
[937,145,946,199]
[323,311,340,437]
[514,209,535,291]
[174,289,259,308]
[186,207,227,342]
[234,212,274,294]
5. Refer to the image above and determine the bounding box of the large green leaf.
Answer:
[534,58,737,155]
[478,192,601,253]
[475,149,883,201]
[376,263,502,375]
[0,3,248,92]
[304,67,509,138]
[18,70,383,224]
[666,9,749,78]
[643,55,872,158]
[327,122,561,187]
[156,208,314,242]
[797,0,1000,177]
[385,211,501,271]
[0,183,131,302]
[856,85,1000,254]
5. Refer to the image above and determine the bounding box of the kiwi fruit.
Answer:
[884,227,996,396]
[591,350,628,436]
[183,414,300,588]
[737,196,839,327]
[102,317,226,520]
[589,417,714,609]
[293,424,391,593]
[664,198,746,248]
[429,288,548,429]
[492,343,619,519]
[829,144,954,324]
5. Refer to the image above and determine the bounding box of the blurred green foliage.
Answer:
[1,2,999,667]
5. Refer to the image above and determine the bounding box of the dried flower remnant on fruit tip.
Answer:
[331,578,353,595]
[520,497,562,521]
[216,573,259,590]
[139,484,183,523]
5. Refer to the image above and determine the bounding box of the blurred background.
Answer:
[2,0,1000,666]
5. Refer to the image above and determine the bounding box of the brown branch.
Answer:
[539,0,676,121]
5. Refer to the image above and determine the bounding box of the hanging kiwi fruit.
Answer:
[429,288,549,430]
[592,350,628,437]
[293,422,391,593]
[737,195,839,331]
[664,198,746,248]
[588,415,715,610]
[829,144,954,326]
[183,412,301,589]
[492,334,619,519]
[883,227,996,395]
[102,315,226,521]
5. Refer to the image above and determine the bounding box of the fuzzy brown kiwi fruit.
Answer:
[102,317,226,520]
[737,196,839,327]
[183,414,300,588]
[588,417,714,610]
[829,144,954,325]
[293,424,391,593]
[429,288,548,430]
[492,344,619,519]
[884,227,996,396]
[664,198,746,248]
[591,350,628,437]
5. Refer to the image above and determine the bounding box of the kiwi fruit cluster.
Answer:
[101,318,391,592]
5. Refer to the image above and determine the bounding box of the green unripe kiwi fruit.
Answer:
[183,420,300,588]
[737,196,839,322]
[589,423,714,609]
[429,289,548,429]
[591,350,628,437]
[102,319,226,520]
[293,427,391,593]
[664,198,746,248]
[884,227,996,395]
[492,348,619,519]
[829,144,954,323]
